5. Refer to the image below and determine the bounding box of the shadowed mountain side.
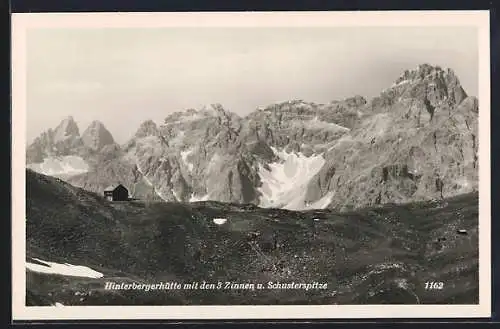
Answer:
[26,169,478,305]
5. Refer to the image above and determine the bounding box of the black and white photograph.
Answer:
[12,11,491,320]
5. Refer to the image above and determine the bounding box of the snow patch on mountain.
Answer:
[258,147,325,210]
[305,192,335,210]
[153,187,167,201]
[302,117,350,131]
[172,190,181,202]
[181,148,195,172]
[328,134,355,151]
[26,155,89,177]
[26,258,104,278]
[358,113,392,141]
[455,177,471,190]
[190,193,210,202]
[391,79,411,88]
[207,154,222,172]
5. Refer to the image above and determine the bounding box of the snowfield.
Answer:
[26,258,104,279]
[26,155,89,177]
[258,147,326,210]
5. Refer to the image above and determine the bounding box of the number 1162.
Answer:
[425,281,444,290]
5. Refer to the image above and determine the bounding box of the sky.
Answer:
[26,26,478,144]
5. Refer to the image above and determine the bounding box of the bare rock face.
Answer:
[30,64,479,211]
[240,98,362,156]
[304,64,478,210]
[122,104,259,204]
[134,120,159,138]
[52,115,80,143]
[81,120,115,151]
[26,130,57,164]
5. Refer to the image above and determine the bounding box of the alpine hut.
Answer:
[104,184,129,201]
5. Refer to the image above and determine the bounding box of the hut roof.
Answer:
[104,184,126,192]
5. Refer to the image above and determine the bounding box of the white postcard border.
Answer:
[11,10,491,320]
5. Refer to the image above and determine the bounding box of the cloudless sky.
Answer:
[26,26,478,144]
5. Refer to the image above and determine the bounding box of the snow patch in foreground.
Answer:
[258,147,325,210]
[213,218,227,225]
[27,155,89,177]
[26,258,104,279]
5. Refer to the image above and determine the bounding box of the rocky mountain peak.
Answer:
[203,103,226,115]
[52,115,80,142]
[26,115,85,163]
[135,120,159,138]
[397,64,466,102]
[370,64,468,113]
[263,100,316,113]
[393,64,453,84]
[343,95,367,107]
[198,104,239,122]
[81,120,115,151]
[163,104,238,126]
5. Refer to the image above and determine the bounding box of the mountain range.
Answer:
[26,64,479,211]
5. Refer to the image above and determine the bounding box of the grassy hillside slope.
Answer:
[26,169,479,305]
